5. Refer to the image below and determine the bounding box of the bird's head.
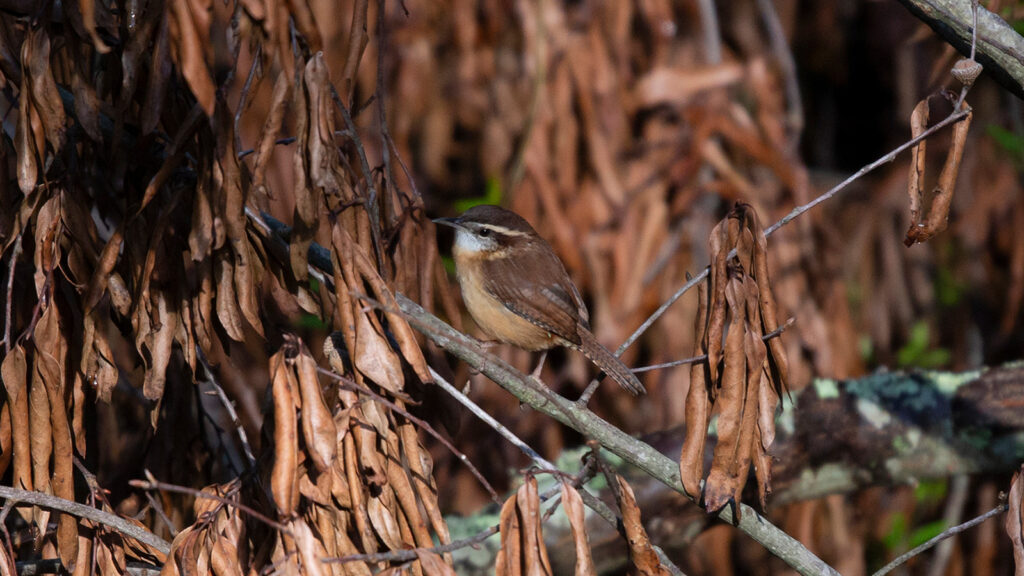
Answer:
[433,205,538,258]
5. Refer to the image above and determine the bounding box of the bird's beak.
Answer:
[432,216,463,229]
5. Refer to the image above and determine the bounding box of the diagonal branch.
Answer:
[0,485,171,555]
[394,293,839,576]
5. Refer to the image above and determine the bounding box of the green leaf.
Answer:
[442,255,456,276]
[882,513,907,550]
[914,479,947,504]
[897,321,949,369]
[987,125,1024,164]
[296,313,328,330]
[454,176,504,212]
[909,519,947,548]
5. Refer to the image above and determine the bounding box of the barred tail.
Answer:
[577,328,646,395]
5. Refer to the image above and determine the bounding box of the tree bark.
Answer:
[897,0,1024,100]
[446,362,1024,574]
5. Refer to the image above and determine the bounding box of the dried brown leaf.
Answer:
[703,276,748,517]
[705,218,729,384]
[70,68,103,142]
[680,280,711,498]
[252,72,293,191]
[141,19,172,135]
[343,433,379,554]
[270,350,300,517]
[143,291,177,401]
[292,520,328,576]
[748,212,788,393]
[367,491,405,551]
[384,431,434,549]
[614,476,669,576]
[516,476,552,576]
[167,0,215,116]
[905,103,973,245]
[34,303,78,570]
[907,99,930,223]
[1009,465,1024,575]
[215,254,246,341]
[294,345,337,474]
[214,96,263,337]
[496,487,522,576]
[1,345,32,494]
[560,482,595,576]
[354,312,405,394]
[633,64,744,109]
[24,30,66,153]
[398,421,452,556]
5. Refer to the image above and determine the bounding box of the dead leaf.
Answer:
[560,482,595,575]
[614,476,669,576]
[1008,465,1024,575]
[269,349,300,517]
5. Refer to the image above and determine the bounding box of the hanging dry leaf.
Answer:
[269,348,300,517]
[1,345,32,495]
[1008,465,1024,575]
[167,0,215,116]
[614,476,669,576]
[905,99,973,245]
[685,204,787,515]
[560,482,595,576]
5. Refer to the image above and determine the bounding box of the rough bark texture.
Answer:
[897,0,1024,100]
[446,362,1024,575]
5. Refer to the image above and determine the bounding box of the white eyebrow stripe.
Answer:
[478,224,530,237]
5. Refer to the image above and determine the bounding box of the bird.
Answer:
[433,205,645,395]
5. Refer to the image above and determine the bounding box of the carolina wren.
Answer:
[434,205,645,395]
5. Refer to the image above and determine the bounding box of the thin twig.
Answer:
[757,0,804,150]
[374,0,399,279]
[925,474,969,576]
[695,0,722,65]
[197,346,257,470]
[607,105,973,366]
[506,0,547,193]
[428,367,552,467]
[631,317,794,374]
[15,559,161,576]
[326,525,499,565]
[330,85,386,274]
[129,477,292,536]
[0,485,171,555]
[142,492,178,539]
[234,45,262,156]
[3,233,22,355]
[871,503,1008,576]
[315,366,502,505]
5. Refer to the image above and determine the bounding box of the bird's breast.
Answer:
[454,256,559,351]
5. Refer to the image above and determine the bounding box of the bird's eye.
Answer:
[478,228,491,237]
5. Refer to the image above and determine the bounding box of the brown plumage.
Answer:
[435,205,645,395]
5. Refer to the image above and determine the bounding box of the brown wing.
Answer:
[479,242,586,345]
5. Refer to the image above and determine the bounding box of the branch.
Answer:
[871,503,1009,576]
[896,0,1024,100]
[394,293,839,576]
[0,485,171,556]
[458,363,1024,573]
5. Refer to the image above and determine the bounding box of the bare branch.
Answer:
[0,485,171,555]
